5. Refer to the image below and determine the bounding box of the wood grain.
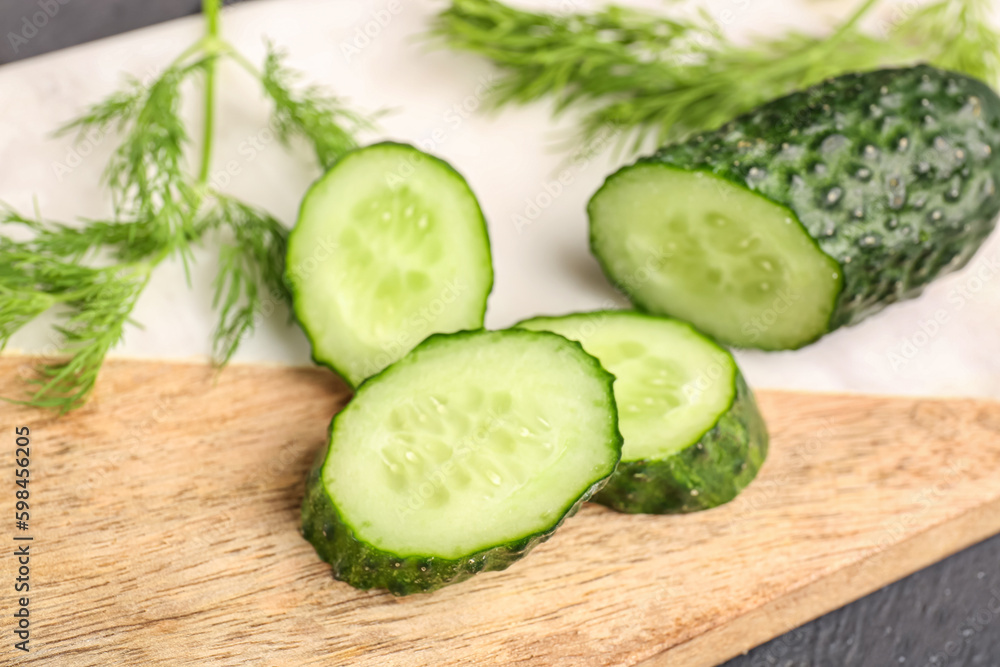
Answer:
[2,356,999,666]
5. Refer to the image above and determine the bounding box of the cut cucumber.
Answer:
[589,167,841,350]
[589,66,1000,349]
[287,142,493,387]
[517,311,768,514]
[301,329,622,594]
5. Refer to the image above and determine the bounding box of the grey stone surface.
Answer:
[722,533,1000,667]
[0,0,209,64]
[2,2,998,665]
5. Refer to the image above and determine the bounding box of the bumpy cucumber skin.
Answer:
[515,310,768,515]
[301,330,622,595]
[301,452,608,595]
[593,371,768,514]
[590,66,1000,346]
[286,142,494,388]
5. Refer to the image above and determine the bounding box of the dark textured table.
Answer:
[2,1,998,665]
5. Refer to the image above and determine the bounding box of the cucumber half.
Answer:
[287,142,493,387]
[301,329,622,594]
[517,311,768,514]
[589,66,1000,350]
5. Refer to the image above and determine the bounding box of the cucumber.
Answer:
[286,142,493,387]
[588,66,1000,349]
[517,311,767,514]
[301,329,622,594]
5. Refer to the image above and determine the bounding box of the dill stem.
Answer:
[785,0,880,84]
[198,0,222,186]
[41,256,160,306]
[827,0,881,44]
[168,39,208,71]
[221,45,261,79]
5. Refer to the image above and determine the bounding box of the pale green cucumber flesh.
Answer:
[302,329,621,593]
[287,142,492,387]
[517,311,734,461]
[588,166,842,349]
[517,310,768,514]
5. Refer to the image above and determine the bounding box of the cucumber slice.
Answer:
[287,142,493,387]
[301,329,622,594]
[589,66,1000,350]
[517,311,768,514]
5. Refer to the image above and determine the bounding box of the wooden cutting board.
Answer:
[2,356,1000,667]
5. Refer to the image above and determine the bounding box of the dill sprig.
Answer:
[431,0,1000,151]
[1,0,372,413]
[28,263,152,412]
[259,44,377,170]
[0,225,154,411]
[60,61,206,242]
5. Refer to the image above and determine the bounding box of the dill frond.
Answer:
[202,195,291,365]
[27,263,152,413]
[0,226,153,412]
[431,0,1000,151]
[260,44,375,169]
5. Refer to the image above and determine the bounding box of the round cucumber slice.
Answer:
[517,311,768,514]
[287,142,493,387]
[301,329,622,594]
[589,165,841,350]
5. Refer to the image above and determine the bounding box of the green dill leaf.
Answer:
[59,59,212,255]
[431,0,1000,150]
[56,75,147,139]
[0,287,52,352]
[259,43,376,169]
[28,265,151,413]
[890,0,1000,83]
[2,206,162,264]
[203,195,291,366]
